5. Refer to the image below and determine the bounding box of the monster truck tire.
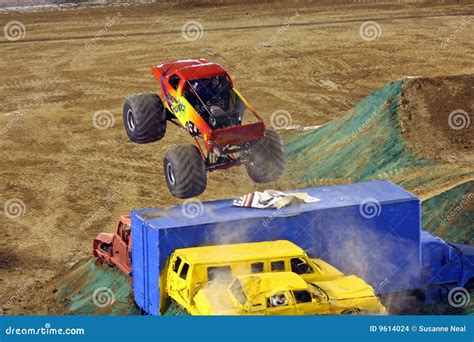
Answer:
[163,144,207,199]
[245,128,286,183]
[123,93,166,143]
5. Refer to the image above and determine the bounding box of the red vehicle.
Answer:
[123,59,286,198]
[92,215,132,275]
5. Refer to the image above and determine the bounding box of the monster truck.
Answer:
[123,59,286,198]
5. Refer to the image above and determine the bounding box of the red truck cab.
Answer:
[92,215,132,275]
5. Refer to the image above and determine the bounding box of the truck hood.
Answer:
[312,275,376,300]
[192,286,238,315]
[94,232,114,245]
[311,258,344,280]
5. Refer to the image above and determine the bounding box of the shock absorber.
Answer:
[208,152,217,165]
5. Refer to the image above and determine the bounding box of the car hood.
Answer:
[94,232,114,245]
[310,258,344,280]
[192,285,238,315]
[312,275,376,300]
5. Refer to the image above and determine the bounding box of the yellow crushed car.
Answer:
[165,240,344,311]
[191,272,386,315]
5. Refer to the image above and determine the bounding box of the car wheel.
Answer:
[342,308,361,315]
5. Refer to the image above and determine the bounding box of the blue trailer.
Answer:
[130,180,474,315]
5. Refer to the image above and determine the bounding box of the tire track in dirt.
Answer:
[1,11,472,45]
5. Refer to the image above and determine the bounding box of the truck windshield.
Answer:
[229,279,247,306]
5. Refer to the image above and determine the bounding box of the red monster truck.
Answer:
[123,59,286,198]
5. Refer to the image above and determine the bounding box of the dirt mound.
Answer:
[286,74,473,245]
[400,75,473,163]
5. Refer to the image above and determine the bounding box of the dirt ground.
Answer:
[400,75,473,164]
[1,0,473,314]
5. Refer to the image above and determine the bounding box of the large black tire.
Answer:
[123,93,166,143]
[245,128,286,183]
[163,144,207,199]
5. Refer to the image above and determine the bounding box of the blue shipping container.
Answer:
[131,180,424,315]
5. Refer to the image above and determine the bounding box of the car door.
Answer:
[265,291,297,315]
[293,289,332,315]
[293,290,317,315]
[175,261,191,306]
[113,222,129,267]
[167,255,191,307]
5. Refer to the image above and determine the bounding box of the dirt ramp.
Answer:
[57,258,138,315]
[400,75,473,163]
[286,74,473,196]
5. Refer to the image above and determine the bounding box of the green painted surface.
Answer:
[286,80,433,183]
[60,259,139,315]
[422,181,473,245]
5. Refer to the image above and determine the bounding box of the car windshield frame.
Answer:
[308,283,329,302]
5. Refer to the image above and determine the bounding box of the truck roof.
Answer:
[153,59,227,81]
[174,240,305,264]
[134,180,418,230]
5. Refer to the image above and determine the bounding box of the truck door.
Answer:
[113,221,130,270]
[165,74,187,125]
